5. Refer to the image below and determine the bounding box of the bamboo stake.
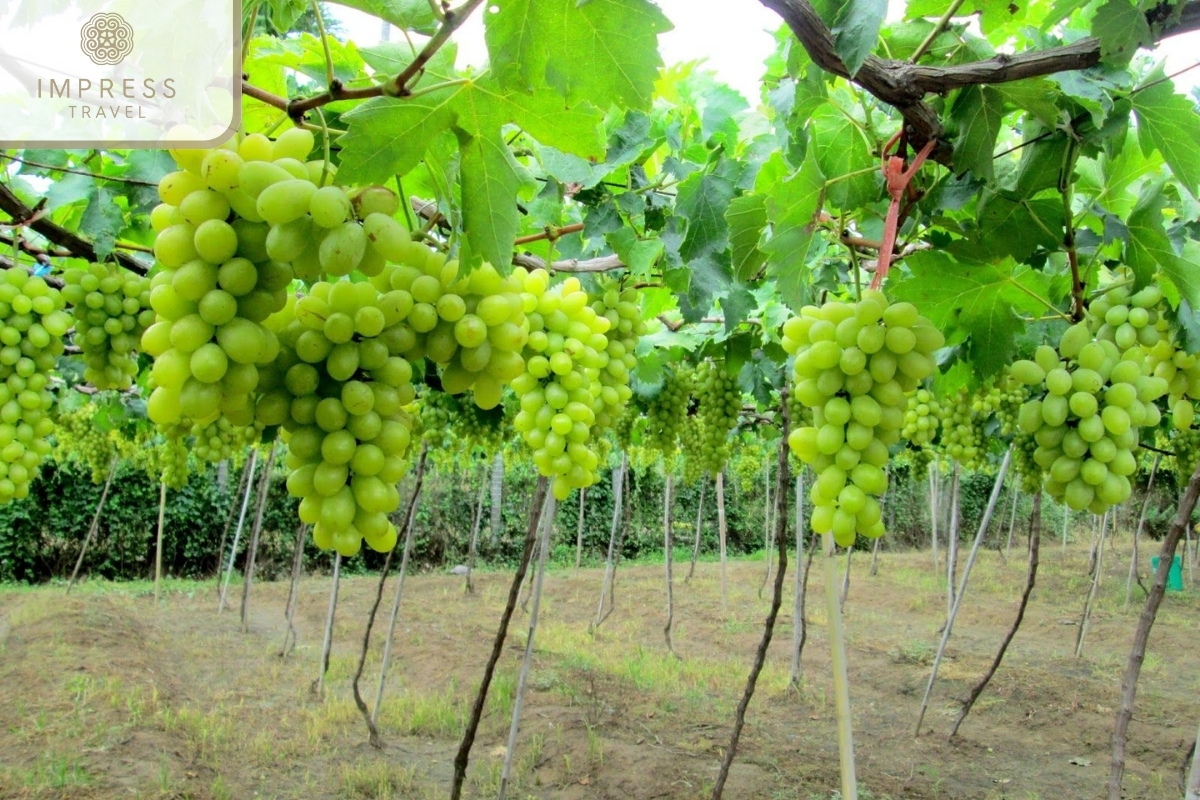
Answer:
[315,552,341,697]
[915,446,1012,736]
[760,457,772,598]
[574,487,586,569]
[153,481,166,607]
[840,547,853,607]
[717,469,729,612]
[592,457,625,629]
[789,469,807,687]
[67,455,118,593]
[489,452,504,546]
[1185,716,1200,800]
[496,492,555,800]
[663,473,678,658]
[687,477,707,582]
[465,462,488,594]
[218,449,259,612]
[824,529,857,799]
[946,463,960,617]
[929,459,939,569]
[240,442,278,631]
[1075,508,1109,658]
[214,454,253,584]
[1062,505,1070,555]
[1004,485,1019,558]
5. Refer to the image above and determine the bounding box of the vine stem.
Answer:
[0,153,158,186]
[369,444,430,734]
[497,491,556,800]
[663,473,678,658]
[915,445,1013,736]
[465,460,488,593]
[451,475,549,800]
[1108,460,1200,799]
[66,455,118,593]
[950,491,1042,737]
[910,0,968,63]
[717,470,729,613]
[279,522,308,658]
[711,396,790,800]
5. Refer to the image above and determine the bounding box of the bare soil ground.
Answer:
[0,535,1197,800]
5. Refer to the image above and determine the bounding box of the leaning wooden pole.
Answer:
[1075,507,1109,658]
[465,460,488,594]
[574,487,586,569]
[1107,461,1200,800]
[945,463,960,617]
[928,459,940,569]
[67,455,119,593]
[279,522,308,658]
[315,552,341,697]
[915,446,1012,736]
[789,469,807,687]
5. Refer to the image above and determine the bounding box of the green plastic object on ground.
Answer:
[1150,555,1184,592]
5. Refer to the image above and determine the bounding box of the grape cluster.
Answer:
[1011,320,1166,514]
[1173,424,1200,480]
[370,257,528,411]
[783,290,943,546]
[151,425,191,489]
[276,278,417,557]
[145,133,316,442]
[902,388,941,447]
[590,284,644,430]
[0,269,70,503]
[1012,432,1043,494]
[62,264,153,390]
[694,360,741,476]
[510,272,615,500]
[643,366,693,455]
[53,407,121,483]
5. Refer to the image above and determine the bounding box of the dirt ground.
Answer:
[1,535,1197,800]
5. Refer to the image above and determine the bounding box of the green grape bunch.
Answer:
[53,407,120,483]
[902,388,941,447]
[1011,318,1167,515]
[642,366,694,455]
[0,268,71,504]
[783,290,944,547]
[62,264,153,391]
[694,359,741,476]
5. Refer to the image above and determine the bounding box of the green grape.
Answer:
[61,264,152,391]
[902,388,941,446]
[782,290,943,546]
[0,268,66,503]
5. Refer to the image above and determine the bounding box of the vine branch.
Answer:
[0,181,149,275]
[758,0,1200,161]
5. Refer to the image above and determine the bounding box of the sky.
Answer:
[324,0,1200,102]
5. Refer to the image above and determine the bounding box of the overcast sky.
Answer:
[326,0,1200,101]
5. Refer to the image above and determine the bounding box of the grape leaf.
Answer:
[325,0,439,35]
[484,0,671,110]
[1013,130,1069,198]
[1091,0,1152,67]
[456,129,531,271]
[977,191,1063,260]
[949,85,1004,183]
[338,76,603,185]
[1124,183,1200,309]
[994,79,1062,127]
[1131,75,1200,200]
[675,168,737,262]
[45,174,96,212]
[605,227,664,276]
[889,251,1050,375]
[808,104,875,210]
[832,0,888,77]
[79,187,125,262]
[759,154,826,307]
[700,83,749,145]
[726,194,768,281]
